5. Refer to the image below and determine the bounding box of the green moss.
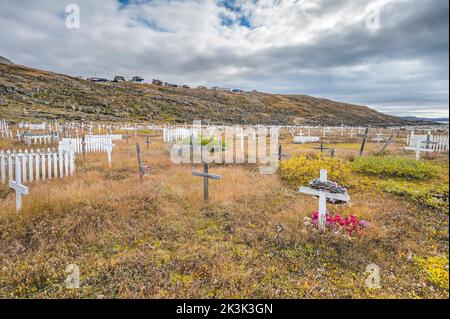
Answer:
[379,180,448,214]
[352,156,439,180]
[414,255,449,290]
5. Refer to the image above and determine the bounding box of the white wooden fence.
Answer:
[406,134,449,152]
[60,135,118,164]
[1,120,13,139]
[163,128,199,143]
[1,147,75,185]
[18,133,58,146]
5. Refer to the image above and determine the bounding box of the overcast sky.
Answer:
[0,0,448,117]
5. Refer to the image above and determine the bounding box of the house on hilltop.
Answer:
[88,77,108,82]
[131,76,144,83]
[152,79,164,86]
[113,76,126,82]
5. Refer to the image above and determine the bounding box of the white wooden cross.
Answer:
[9,155,29,211]
[406,139,434,160]
[372,132,384,143]
[299,169,350,230]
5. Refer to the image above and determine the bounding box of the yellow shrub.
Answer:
[279,154,351,188]
[414,255,449,290]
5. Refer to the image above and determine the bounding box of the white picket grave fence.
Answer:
[60,135,119,164]
[0,146,75,186]
[1,120,13,139]
[406,134,449,152]
[18,132,58,146]
[163,128,200,143]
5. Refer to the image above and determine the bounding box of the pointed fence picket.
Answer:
[60,135,116,164]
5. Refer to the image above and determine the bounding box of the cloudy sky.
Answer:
[0,0,448,117]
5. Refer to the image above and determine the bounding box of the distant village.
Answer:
[84,75,249,93]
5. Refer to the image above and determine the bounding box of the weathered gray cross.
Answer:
[422,133,437,150]
[135,143,147,179]
[299,169,350,230]
[9,155,29,211]
[192,163,221,202]
[312,142,335,158]
[357,127,370,157]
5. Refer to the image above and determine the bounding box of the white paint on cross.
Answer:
[299,169,350,230]
[405,139,434,160]
[9,155,29,211]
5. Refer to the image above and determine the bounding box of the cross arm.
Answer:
[9,180,29,195]
[299,187,350,202]
[192,171,222,180]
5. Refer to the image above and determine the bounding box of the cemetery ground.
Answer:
[0,131,448,299]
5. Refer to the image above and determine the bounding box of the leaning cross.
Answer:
[136,143,147,179]
[358,127,370,157]
[192,163,221,203]
[377,132,395,154]
[9,155,29,211]
[299,169,350,230]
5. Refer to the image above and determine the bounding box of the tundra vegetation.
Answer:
[0,128,448,299]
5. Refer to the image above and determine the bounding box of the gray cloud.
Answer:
[0,0,448,117]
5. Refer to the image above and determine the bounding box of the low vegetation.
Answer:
[0,132,448,299]
[279,154,351,187]
[351,156,439,180]
[414,255,449,290]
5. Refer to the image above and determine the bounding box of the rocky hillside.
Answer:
[0,62,418,126]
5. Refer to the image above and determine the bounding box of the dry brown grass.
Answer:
[0,131,448,299]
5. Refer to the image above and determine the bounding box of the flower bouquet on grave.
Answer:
[311,210,370,237]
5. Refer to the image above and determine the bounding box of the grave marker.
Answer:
[406,139,434,160]
[299,169,350,230]
[136,143,146,179]
[358,127,370,157]
[9,156,29,211]
[312,142,335,158]
[192,163,221,203]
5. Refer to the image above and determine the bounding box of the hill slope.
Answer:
[0,56,13,65]
[0,63,415,126]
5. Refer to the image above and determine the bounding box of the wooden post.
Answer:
[192,163,221,203]
[136,143,145,179]
[278,144,282,161]
[9,155,29,211]
[146,136,151,149]
[378,132,394,154]
[359,127,370,157]
[203,163,209,202]
[82,136,85,160]
[318,169,327,230]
